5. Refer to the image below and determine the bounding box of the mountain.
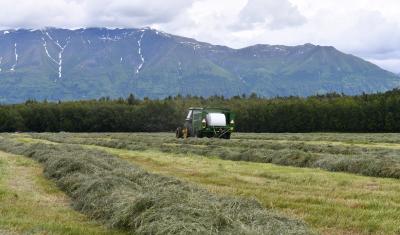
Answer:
[0,27,399,103]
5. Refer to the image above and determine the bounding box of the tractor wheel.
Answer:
[182,127,189,139]
[222,133,231,139]
[196,132,203,138]
[176,127,183,138]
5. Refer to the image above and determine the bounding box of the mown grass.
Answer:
[236,132,400,144]
[0,136,311,234]
[0,150,125,235]
[100,148,400,235]
[28,132,400,179]
[13,133,400,234]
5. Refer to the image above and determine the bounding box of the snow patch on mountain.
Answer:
[56,39,69,79]
[154,30,171,38]
[0,56,2,72]
[42,38,58,64]
[99,35,122,41]
[136,32,145,74]
[138,27,171,38]
[42,30,70,79]
[44,31,54,41]
[238,75,247,84]
[179,41,202,52]
[10,43,18,71]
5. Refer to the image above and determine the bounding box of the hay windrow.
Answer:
[0,137,312,235]
[30,132,400,179]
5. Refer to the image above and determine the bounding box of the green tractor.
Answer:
[176,107,235,139]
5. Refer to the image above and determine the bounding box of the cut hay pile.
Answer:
[0,137,311,234]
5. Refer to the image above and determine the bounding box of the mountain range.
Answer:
[0,27,399,103]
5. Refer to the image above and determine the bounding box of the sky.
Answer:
[1,0,400,73]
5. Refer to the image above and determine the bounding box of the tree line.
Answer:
[1,90,400,133]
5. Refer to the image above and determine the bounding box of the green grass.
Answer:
[0,150,125,235]
[94,147,400,235]
[4,132,400,234]
[16,132,400,235]
[0,136,311,235]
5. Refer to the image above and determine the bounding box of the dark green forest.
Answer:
[1,89,400,133]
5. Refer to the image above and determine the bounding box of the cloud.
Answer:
[367,59,400,74]
[318,10,400,57]
[235,0,306,30]
[82,0,195,27]
[0,0,195,29]
[0,0,84,29]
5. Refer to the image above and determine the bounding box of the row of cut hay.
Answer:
[39,132,400,158]
[0,136,311,235]
[234,132,400,144]
[29,133,400,179]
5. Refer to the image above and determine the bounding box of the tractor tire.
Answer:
[196,132,203,138]
[176,127,183,138]
[222,133,231,139]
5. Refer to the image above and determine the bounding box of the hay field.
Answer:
[1,132,400,234]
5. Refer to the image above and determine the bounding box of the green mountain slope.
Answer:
[0,28,398,103]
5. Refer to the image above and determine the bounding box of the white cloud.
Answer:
[0,0,84,28]
[0,0,195,29]
[0,0,400,73]
[82,0,195,27]
[367,59,400,74]
[236,0,306,30]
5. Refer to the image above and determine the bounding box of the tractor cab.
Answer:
[176,107,234,139]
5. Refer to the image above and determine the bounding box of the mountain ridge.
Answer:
[0,27,399,103]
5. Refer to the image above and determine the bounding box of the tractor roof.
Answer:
[189,107,230,112]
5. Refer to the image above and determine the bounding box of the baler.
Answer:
[176,107,235,139]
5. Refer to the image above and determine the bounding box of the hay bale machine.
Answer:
[176,107,235,139]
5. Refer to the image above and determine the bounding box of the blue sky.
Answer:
[1,0,400,73]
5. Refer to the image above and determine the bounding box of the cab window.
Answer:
[193,110,201,116]
[186,110,193,119]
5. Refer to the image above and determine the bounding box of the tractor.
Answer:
[176,107,235,139]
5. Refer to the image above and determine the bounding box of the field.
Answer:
[1,133,400,234]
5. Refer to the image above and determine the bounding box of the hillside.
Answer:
[0,27,399,103]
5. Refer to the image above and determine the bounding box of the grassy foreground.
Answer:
[0,136,311,234]
[18,132,400,235]
[103,148,400,235]
[0,151,124,235]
